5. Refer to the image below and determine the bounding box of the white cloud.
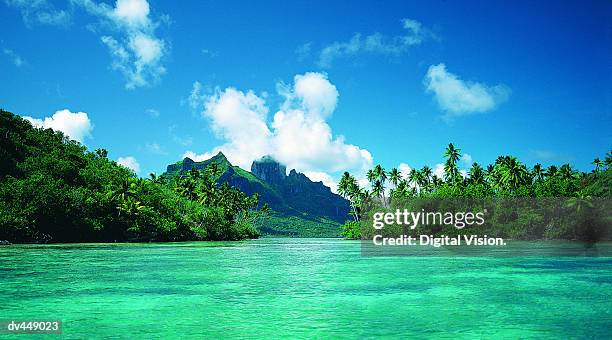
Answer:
[318,18,431,68]
[117,156,140,173]
[75,0,167,89]
[185,72,373,187]
[114,0,149,26]
[398,163,412,179]
[23,109,93,143]
[304,171,338,193]
[424,63,510,118]
[433,163,445,179]
[4,0,70,26]
[2,48,25,67]
[461,153,473,166]
[182,150,215,162]
[188,81,206,111]
[279,72,339,119]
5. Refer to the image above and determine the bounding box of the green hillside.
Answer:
[162,154,351,237]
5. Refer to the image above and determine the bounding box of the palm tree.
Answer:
[420,166,432,192]
[372,180,384,203]
[337,172,353,198]
[415,171,426,192]
[444,143,461,164]
[394,180,408,198]
[431,175,443,189]
[118,196,145,218]
[605,152,612,169]
[592,158,603,172]
[468,163,485,185]
[444,143,461,183]
[484,164,496,186]
[559,164,575,180]
[421,166,432,184]
[366,169,376,186]
[498,156,529,189]
[388,168,401,187]
[338,172,361,221]
[408,169,419,192]
[373,164,387,184]
[373,164,387,206]
[532,163,544,182]
[546,165,558,177]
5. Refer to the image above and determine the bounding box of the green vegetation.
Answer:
[339,143,612,240]
[0,110,265,243]
[162,154,350,237]
[259,213,343,238]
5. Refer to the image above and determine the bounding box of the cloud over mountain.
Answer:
[185,72,373,182]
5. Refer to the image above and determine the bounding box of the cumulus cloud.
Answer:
[398,163,412,179]
[424,63,510,118]
[185,72,373,189]
[2,48,25,67]
[117,156,140,173]
[4,0,70,26]
[74,0,167,89]
[318,18,431,68]
[278,72,339,119]
[433,163,446,179]
[23,109,93,143]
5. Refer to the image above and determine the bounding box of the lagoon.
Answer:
[1,239,611,338]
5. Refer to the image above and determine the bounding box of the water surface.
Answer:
[1,239,611,338]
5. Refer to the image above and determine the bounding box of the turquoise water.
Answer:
[1,239,611,339]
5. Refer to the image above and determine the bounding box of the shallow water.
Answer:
[0,239,611,339]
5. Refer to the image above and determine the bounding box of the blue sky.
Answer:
[1,0,610,188]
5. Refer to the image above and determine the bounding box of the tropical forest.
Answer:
[0,109,265,243]
[338,143,612,241]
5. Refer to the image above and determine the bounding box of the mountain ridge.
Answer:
[162,152,351,236]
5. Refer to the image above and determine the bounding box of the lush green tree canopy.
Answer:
[0,110,264,243]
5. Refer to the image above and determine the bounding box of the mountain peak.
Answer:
[254,155,279,164]
[211,151,230,164]
[251,155,286,184]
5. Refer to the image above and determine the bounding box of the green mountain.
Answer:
[162,153,351,237]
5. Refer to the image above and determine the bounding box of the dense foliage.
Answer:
[338,143,611,240]
[0,110,265,243]
[162,153,349,237]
